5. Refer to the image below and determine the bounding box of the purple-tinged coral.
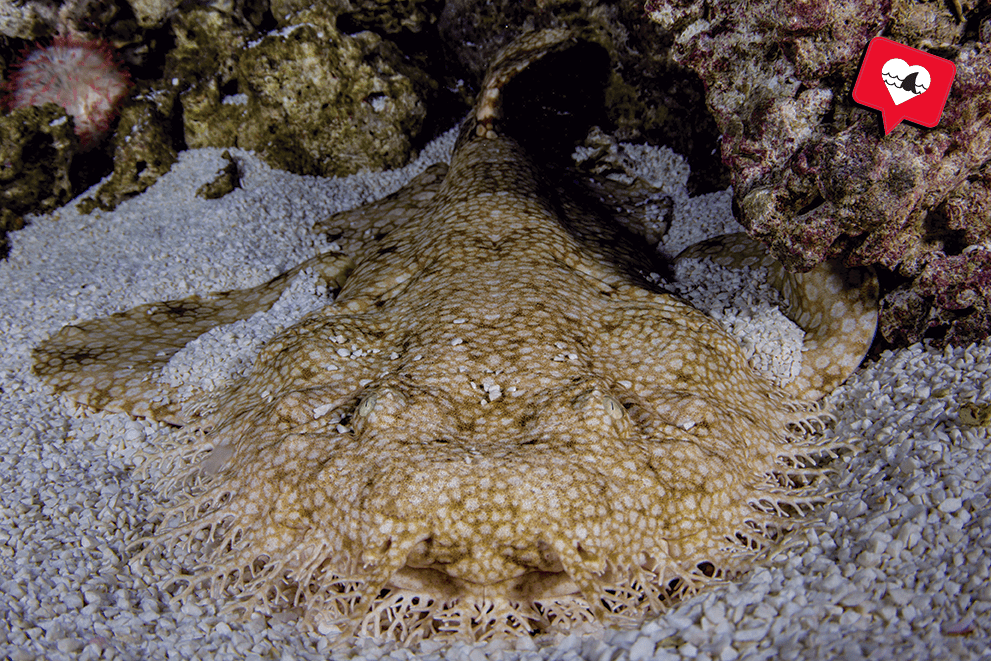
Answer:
[647,0,991,345]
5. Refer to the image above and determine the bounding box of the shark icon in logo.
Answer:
[882,58,931,105]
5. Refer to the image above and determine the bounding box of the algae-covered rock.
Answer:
[0,103,77,215]
[271,0,438,34]
[880,251,991,347]
[648,0,991,346]
[0,0,56,39]
[183,16,432,177]
[0,208,25,258]
[129,0,181,28]
[166,3,256,154]
[196,149,241,200]
[78,98,178,213]
[236,19,430,176]
[0,103,77,255]
[165,5,257,89]
[181,78,245,149]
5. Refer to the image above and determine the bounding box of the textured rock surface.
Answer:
[0,0,139,40]
[271,0,439,34]
[0,0,61,39]
[647,0,991,346]
[32,30,878,643]
[2,0,724,227]
[0,103,77,254]
[77,98,178,213]
[129,0,182,28]
[235,18,431,177]
[180,9,432,177]
[1,0,437,213]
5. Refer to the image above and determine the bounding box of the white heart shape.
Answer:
[881,58,931,106]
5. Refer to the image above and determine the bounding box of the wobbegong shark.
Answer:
[33,28,877,643]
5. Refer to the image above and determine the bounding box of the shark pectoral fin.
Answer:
[32,252,355,423]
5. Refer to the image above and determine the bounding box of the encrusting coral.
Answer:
[33,29,879,643]
[177,5,433,178]
[647,0,991,347]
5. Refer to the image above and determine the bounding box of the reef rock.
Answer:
[77,97,179,213]
[647,0,991,345]
[270,0,438,35]
[181,9,433,177]
[0,103,76,254]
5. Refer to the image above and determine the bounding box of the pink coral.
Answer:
[5,36,131,149]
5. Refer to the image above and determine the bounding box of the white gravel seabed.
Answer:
[1,130,990,661]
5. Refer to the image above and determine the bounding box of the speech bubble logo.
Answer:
[852,37,955,135]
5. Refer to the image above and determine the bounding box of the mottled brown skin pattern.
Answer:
[33,31,878,643]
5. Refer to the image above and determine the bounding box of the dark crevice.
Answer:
[796,193,826,217]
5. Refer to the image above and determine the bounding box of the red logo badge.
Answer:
[852,37,956,135]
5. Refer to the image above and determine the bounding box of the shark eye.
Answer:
[356,392,378,418]
[572,386,630,434]
[352,386,408,436]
